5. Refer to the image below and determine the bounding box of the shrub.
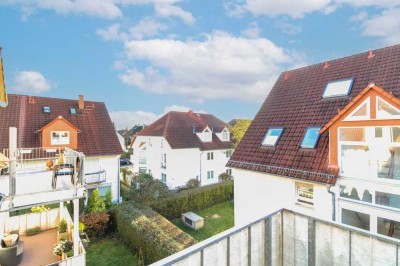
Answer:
[104,190,113,209]
[59,218,67,233]
[80,212,110,238]
[150,181,233,220]
[218,172,233,182]
[87,190,106,213]
[114,202,196,264]
[26,226,40,236]
[128,173,170,203]
[186,178,200,189]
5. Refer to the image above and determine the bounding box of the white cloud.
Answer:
[129,17,168,40]
[4,0,194,23]
[241,22,261,38]
[110,104,204,129]
[96,23,126,41]
[13,71,53,94]
[275,19,302,35]
[358,8,400,45]
[119,31,306,103]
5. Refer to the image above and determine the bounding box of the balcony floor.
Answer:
[19,228,58,266]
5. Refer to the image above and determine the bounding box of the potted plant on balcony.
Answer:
[61,239,73,258]
[58,218,68,241]
[53,243,63,261]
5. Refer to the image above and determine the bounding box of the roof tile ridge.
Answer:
[163,112,172,138]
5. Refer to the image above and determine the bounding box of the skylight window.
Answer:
[43,106,51,113]
[262,128,284,146]
[323,78,354,98]
[301,127,321,149]
[70,108,76,115]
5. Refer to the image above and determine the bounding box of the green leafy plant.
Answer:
[87,190,106,213]
[104,190,113,209]
[26,226,40,236]
[59,218,68,233]
[31,205,50,213]
[186,178,200,189]
[129,173,170,203]
[218,172,233,182]
[80,212,110,238]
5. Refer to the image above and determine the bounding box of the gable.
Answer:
[39,116,79,149]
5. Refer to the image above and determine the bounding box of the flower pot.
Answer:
[46,159,54,170]
[57,255,62,261]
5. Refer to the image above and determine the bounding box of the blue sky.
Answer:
[1,0,400,129]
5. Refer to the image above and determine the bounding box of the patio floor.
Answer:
[19,228,58,266]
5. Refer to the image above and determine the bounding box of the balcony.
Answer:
[151,209,400,265]
[0,147,85,211]
[85,170,106,184]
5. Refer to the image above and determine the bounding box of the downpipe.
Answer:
[327,184,336,221]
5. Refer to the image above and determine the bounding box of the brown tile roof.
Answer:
[228,44,400,184]
[137,111,233,150]
[0,94,123,156]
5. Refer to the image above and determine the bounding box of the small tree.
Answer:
[186,178,200,189]
[218,172,233,182]
[104,190,113,209]
[129,173,170,203]
[86,190,105,213]
[229,119,252,148]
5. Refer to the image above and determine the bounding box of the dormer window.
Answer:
[323,78,354,98]
[51,131,69,145]
[222,129,229,141]
[262,128,283,146]
[301,127,321,149]
[202,128,212,142]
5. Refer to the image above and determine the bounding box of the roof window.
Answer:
[43,106,50,113]
[323,78,354,98]
[262,128,284,146]
[301,127,321,149]
[70,108,77,115]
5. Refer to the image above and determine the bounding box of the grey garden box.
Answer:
[182,212,204,230]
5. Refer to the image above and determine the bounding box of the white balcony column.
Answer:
[59,202,64,220]
[73,198,79,256]
[9,127,17,196]
[0,212,6,239]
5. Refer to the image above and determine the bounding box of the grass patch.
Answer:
[86,236,139,266]
[172,201,234,242]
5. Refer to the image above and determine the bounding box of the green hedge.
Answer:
[149,181,234,220]
[113,202,196,264]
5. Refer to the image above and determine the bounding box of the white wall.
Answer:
[201,149,231,186]
[85,155,120,202]
[234,169,333,226]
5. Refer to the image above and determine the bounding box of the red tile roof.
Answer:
[136,111,233,150]
[0,94,123,156]
[228,44,400,184]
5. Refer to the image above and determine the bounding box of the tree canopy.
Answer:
[229,119,252,148]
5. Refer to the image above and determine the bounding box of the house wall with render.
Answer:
[132,135,232,189]
[234,169,333,226]
[85,155,120,202]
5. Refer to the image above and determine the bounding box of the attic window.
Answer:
[323,78,354,98]
[301,127,321,149]
[43,106,51,113]
[70,108,77,115]
[262,128,284,146]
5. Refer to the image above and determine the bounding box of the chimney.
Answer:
[78,95,84,110]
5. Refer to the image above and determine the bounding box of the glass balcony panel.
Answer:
[376,191,400,209]
[340,185,372,203]
[340,145,369,177]
[377,217,400,240]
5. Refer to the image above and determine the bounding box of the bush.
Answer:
[128,173,170,203]
[87,190,106,213]
[104,190,113,209]
[113,202,196,264]
[218,172,233,182]
[80,212,110,238]
[185,178,200,189]
[150,181,233,220]
[59,218,67,233]
[26,226,40,236]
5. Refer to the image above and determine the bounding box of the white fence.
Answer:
[151,209,400,266]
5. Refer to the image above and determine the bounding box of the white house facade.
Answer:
[228,45,400,241]
[131,111,234,189]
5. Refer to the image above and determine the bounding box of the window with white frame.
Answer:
[207,171,214,179]
[226,169,232,175]
[161,173,167,183]
[226,150,232,158]
[377,97,400,119]
[322,78,354,98]
[344,98,370,121]
[339,126,400,181]
[98,185,111,197]
[222,129,229,141]
[262,128,284,146]
[207,152,214,160]
[139,167,146,173]
[139,150,147,164]
[203,128,212,142]
[51,131,70,145]
[296,183,313,206]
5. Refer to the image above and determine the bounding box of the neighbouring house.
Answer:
[130,111,234,189]
[0,94,123,203]
[116,131,126,151]
[227,44,400,241]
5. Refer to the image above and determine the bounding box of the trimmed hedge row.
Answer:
[149,181,233,220]
[113,202,196,264]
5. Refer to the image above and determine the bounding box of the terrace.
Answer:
[0,147,85,212]
[152,209,400,266]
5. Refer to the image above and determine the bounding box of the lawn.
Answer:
[86,236,139,266]
[172,201,234,242]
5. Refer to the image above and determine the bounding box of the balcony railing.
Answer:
[85,170,106,184]
[0,147,85,211]
[151,209,400,266]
